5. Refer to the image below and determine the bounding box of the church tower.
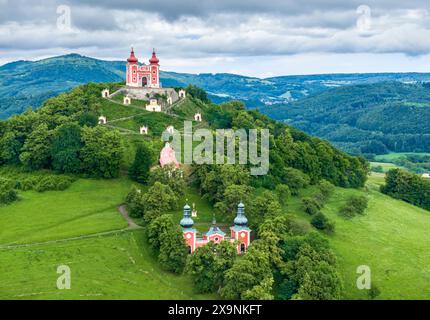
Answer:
[180,203,196,253]
[230,202,251,254]
[126,47,139,87]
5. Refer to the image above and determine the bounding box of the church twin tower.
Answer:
[180,203,251,254]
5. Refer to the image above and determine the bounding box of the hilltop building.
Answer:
[102,48,186,114]
[180,202,251,254]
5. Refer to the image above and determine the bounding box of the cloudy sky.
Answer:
[2,0,430,77]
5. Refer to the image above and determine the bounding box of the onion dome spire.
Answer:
[180,203,194,228]
[234,202,248,226]
[149,48,159,64]
[127,47,138,64]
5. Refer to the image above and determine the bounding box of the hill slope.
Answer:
[264,82,430,154]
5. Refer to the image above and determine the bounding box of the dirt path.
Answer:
[0,205,142,250]
[118,204,142,230]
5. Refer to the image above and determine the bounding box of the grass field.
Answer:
[287,173,430,299]
[0,230,213,300]
[0,178,132,245]
[370,161,404,173]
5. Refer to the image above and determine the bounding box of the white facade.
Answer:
[422,173,430,179]
[123,96,131,105]
[146,98,162,112]
[179,89,186,98]
[194,113,202,122]
[140,126,149,135]
[101,89,110,98]
[98,116,107,125]
[166,125,175,134]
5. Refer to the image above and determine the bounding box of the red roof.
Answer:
[127,48,138,64]
[149,49,159,64]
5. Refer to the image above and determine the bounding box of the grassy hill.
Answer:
[283,173,430,299]
[1,83,429,299]
[264,82,430,154]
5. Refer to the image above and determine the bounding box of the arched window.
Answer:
[142,77,148,87]
[188,246,192,254]
[240,243,246,253]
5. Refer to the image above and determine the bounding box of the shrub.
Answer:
[0,186,17,205]
[317,180,335,200]
[311,212,335,234]
[302,197,322,215]
[339,195,368,218]
[34,176,74,192]
[125,186,145,218]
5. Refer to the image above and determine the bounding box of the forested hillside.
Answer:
[264,82,430,155]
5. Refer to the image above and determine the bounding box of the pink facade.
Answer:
[159,142,180,169]
[180,203,251,255]
[126,48,160,88]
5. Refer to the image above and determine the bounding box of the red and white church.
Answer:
[126,48,160,88]
[180,202,251,254]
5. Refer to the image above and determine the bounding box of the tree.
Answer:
[125,186,145,218]
[148,165,186,196]
[0,131,22,165]
[186,241,237,293]
[220,245,272,300]
[80,126,124,178]
[296,261,342,300]
[281,167,310,195]
[242,277,274,300]
[19,123,53,170]
[51,123,83,173]
[214,184,252,218]
[275,184,291,206]
[157,222,188,274]
[129,142,153,184]
[141,182,178,223]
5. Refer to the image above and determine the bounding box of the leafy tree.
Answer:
[129,142,153,184]
[302,197,322,215]
[51,123,83,173]
[148,165,186,196]
[242,277,274,300]
[80,126,124,178]
[281,167,310,195]
[141,182,178,223]
[158,223,188,274]
[296,261,342,300]
[185,85,209,102]
[19,124,53,170]
[220,245,272,300]
[317,180,335,200]
[0,185,18,205]
[186,241,237,293]
[339,195,369,218]
[214,184,252,218]
[125,186,145,218]
[0,131,22,165]
[275,184,291,206]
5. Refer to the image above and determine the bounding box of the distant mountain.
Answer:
[3,53,430,119]
[264,82,430,154]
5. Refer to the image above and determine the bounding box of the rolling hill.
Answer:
[264,82,430,155]
[3,53,430,120]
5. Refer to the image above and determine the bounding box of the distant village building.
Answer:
[422,173,430,179]
[126,48,160,88]
[146,98,162,112]
[140,126,148,135]
[101,89,110,98]
[180,202,251,254]
[194,113,202,122]
[123,96,131,105]
[98,116,107,125]
[179,89,186,99]
[159,142,180,169]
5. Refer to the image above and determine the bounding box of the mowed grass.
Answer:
[370,161,404,173]
[0,178,132,245]
[0,230,213,300]
[375,152,430,162]
[318,174,430,299]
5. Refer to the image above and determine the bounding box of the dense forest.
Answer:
[263,82,430,155]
